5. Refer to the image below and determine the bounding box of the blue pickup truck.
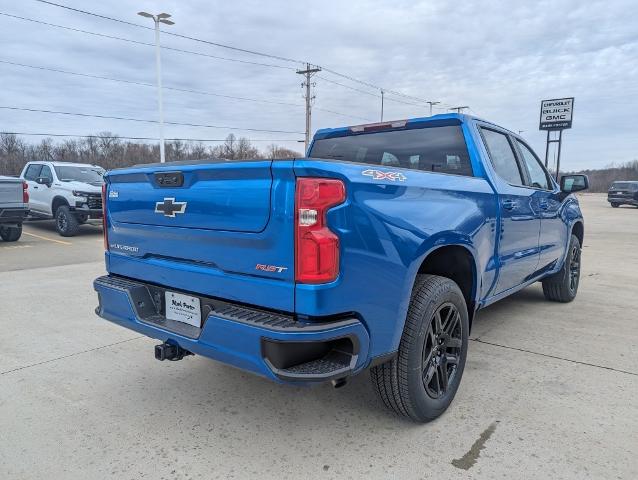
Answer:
[94,114,588,422]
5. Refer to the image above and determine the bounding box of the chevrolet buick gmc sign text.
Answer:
[539,97,574,130]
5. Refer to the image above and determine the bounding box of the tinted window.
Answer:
[517,140,550,190]
[24,164,42,181]
[40,165,53,182]
[309,125,473,176]
[611,182,638,191]
[481,129,523,186]
[54,166,104,183]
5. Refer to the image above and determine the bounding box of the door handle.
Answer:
[502,199,517,210]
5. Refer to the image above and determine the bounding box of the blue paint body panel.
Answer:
[95,114,584,383]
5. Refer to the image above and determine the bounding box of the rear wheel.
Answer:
[55,205,79,237]
[611,203,619,208]
[542,234,581,302]
[0,225,22,242]
[370,274,469,423]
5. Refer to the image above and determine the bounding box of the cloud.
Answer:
[0,0,636,169]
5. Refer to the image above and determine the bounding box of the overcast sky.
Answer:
[1,0,636,170]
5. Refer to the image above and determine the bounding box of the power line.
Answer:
[317,75,432,108]
[0,59,372,121]
[26,0,447,106]
[0,131,299,142]
[32,0,303,65]
[0,12,296,70]
[0,106,304,134]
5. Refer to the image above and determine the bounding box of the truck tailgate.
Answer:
[104,160,296,312]
[108,160,272,232]
[0,177,22,205]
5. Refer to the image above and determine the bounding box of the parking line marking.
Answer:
[22,231,72,245]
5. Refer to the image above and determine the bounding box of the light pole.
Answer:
[138,11,174,163]
[426,101,440,116]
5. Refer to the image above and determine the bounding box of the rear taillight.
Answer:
[102,183,108,250]
[22,181,29,203]
[295,178,346,284]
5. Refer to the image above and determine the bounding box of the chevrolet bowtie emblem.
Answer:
[155,198,187,217]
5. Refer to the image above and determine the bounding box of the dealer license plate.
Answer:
[165,291,201,328]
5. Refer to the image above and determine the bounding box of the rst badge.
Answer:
[155,198,187,217]
[255,264,288,273]
[362,169,407,182]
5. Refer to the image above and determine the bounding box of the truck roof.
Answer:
[25,160,103,169]
[313,113,511,140]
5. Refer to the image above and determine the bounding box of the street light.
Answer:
[138,11,174,163]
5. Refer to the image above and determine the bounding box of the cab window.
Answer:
[40,165,54,182]
[480,128,524,186]
[516,140,551,190]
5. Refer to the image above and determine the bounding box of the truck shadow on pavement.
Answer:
[24,218,102,237]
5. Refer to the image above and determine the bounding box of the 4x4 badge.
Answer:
[155,198,187,217]
[362,169,407,182]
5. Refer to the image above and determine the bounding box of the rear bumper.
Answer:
[0,207,29,225]
[93,275,370,383]
[608,196,638,205]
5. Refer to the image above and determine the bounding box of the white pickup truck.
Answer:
[20,161,104,237]
[0,176,29,241]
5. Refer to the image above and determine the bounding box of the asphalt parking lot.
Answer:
[1,193,636,480]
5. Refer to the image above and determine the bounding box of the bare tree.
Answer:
[266,143,302,159]
[0,133,327,176]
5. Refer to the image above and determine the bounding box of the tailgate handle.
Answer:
[155,171,184,187]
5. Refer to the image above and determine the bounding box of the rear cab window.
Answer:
[309,124,473,177]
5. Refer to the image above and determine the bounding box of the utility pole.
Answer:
[380,89,385,121]
[426,101,440,116]
[138,11,174,163]
[296,63,321,153]
[450,106,469,114]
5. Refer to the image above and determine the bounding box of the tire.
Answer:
[542,234,581,302]
[370,274,469,423]
[611,203,619,208]
[0,224,22,242]
[55,205,80,237]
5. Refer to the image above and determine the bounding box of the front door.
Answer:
[479,127,541,295]
[514,139,566,272]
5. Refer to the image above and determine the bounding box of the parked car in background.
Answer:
[0,176,29,242]
[607,181,638,208]
[20,161,104,236]
[94,114,589,422]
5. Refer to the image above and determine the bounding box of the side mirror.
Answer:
[560,174,589,194]
[35,177,52,187]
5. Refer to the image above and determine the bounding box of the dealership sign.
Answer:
[539,97,574,130]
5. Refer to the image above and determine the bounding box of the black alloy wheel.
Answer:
[421,303,463,399]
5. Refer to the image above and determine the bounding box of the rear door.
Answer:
[22,163,45,213]
[479,127,541,294]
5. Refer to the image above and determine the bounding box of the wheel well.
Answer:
[572,221,584,245]
[51,196,69,217]
[417,245,476,324]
